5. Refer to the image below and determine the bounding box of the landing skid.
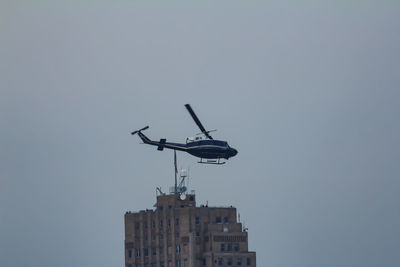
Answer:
[198,158,226,165]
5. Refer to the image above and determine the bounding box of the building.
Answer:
[124,192,256,267]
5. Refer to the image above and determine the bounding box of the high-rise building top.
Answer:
[125,193,256,267]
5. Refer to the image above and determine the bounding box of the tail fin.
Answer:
[131,126,153,144]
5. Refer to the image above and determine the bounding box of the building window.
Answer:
[247,258,251,265]
[167,219,171,229]
[144,222,148,229]
[160,262,164,267]
[216,216,222,223]
[237,258,242,266]
[224,217,229,223]
[196,231,200,237]
[227,243,232,251]
[159,247,164,255]
[144,248,148,257]
[202,259,206,266]
[135,222,140,229]
[220,243,225,252]
[152,221,155,228]
[234,243,240,252]
[128,249,132,258]
[175,260,181,267]
[175,232,180,238]
[151,264,156,267]
[152,247,156,256]
[135,248,140,257]
[218,258,223,266]
[176,245,181,253]
[195,216,200,225]
[136,264,141,267]
[160,220,163,228]
[227,258,232,266]
[175,218,180,226]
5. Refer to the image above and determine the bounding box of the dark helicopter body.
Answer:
[135,130,237,160]
[132,104,238,164]
[185,140,237,159]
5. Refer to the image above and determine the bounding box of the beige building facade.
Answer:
[124,193,256,267]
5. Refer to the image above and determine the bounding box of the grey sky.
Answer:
[1,1,400,266]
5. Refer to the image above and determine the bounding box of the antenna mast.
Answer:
[170,150,189,195]
[174,150,178,194]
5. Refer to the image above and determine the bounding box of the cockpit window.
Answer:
[214,141,228,146]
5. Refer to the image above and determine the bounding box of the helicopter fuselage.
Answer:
[135,130,237,160]
[183,139,237,159]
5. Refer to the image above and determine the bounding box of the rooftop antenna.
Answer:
[179,168,188,193]
[187,167,190,191]
[174,150,178,194]
[156,187,164,196]
[170,150,189,195]
[243,221,248,232]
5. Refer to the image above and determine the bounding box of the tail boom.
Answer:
[131,126,187,152]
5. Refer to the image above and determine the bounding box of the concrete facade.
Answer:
[124,193,256,267]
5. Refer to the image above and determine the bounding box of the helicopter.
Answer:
[131,104,238,165]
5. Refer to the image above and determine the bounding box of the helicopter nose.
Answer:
[230,148,238,158]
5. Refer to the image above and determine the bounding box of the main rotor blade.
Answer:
[185,104,213,139]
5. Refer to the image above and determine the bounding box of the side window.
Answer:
[128,249,132,258]
[247,258,251,265]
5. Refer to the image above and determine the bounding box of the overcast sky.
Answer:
[1,1,400,267]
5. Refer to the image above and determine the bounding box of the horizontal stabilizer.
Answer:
[157,139,166,151]
[131,126,149,135]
